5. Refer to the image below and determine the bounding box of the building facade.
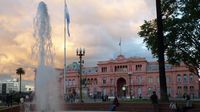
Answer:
[0,78,34,94]
[63,55,199,99]
[0,79,19,94]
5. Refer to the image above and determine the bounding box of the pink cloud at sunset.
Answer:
[0,0,156,84]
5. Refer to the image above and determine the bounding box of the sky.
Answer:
[0,0,156,84]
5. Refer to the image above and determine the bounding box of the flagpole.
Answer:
[64,0,67,98]
[120,44,121,55]
[120,37,121,55]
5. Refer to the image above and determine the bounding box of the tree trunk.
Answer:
[20,74,21,94]
[156,0,169,102]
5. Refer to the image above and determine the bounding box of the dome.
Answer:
[67,62,80,71]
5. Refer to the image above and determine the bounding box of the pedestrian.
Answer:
[9,94,12,107]
[139,94,142,99]
[93,94,97,102]
[169,101,177,112]
[109,96,119,111]
[105,95,108,101]
[186,94,192,108]
[101,95,104,102]
[183,93,186,99]
[20,97,24,112]
[150,91,159,112]
[24,95,30,112]
[6,94,10,107]
[183,94,192,112]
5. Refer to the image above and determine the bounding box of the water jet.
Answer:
[32,1,61,111]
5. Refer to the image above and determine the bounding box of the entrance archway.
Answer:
[117,78,126,97]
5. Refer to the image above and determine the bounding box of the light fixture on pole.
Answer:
[122,86,126,97]
[128,72,132,99]
[76,48,85,103]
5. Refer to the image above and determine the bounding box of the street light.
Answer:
[76,48,85,103]
[122,86,126,98]
[128,72,132,99]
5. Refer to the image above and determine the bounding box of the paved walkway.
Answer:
[2,98,200,112]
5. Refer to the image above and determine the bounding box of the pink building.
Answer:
[63,55,199,99]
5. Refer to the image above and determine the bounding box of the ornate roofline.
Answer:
[97,55,147,65]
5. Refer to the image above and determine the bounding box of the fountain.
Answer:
[32,1,61,111]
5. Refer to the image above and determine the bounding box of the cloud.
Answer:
[0,0,156,81]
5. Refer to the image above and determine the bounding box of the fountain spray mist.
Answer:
[33,1,61,111]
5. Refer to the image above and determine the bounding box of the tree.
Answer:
[155,0,168,102]
[138,0,200,75]
[16,67,25,94]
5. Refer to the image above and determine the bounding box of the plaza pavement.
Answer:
[2,98,200,112]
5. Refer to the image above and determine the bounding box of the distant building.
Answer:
[0,79,19,94]
[0,78,33,94]
[60,55,200,99]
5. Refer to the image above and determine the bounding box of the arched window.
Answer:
[177,74,181,82]
[157,77,160,83]
[183,74,187,83]
[102,78,106,85]
[66,79,68,86]
[138,76,142,84]
[91,78,94,85]
[102,88,106,96]
[86,78,89,85]
[147,87,152,95]
[183,86,188,94]
[69,79,71,86]
[167,87,171,95]
[148,77,152,83]
[177,86,182,96]
[110,79,113,85]
[71,79,73,85]
[88,79,91,85]
[94,78,97,85]
[131,79,133,84]
[189,74,193,82]
[190,86,194,93]
[137,87,142,96]
[72,79,75,85]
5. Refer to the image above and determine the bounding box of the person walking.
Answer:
[6,94,10,107]
[9,94,12,107]
[169,101,177,112]
[93,94,97,102]
[20,97,24,112]
[109,96,119,111]
[150,91,159,112]
[183,94,192,112]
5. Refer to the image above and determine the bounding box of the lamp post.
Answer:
[76,48,85,102]
[122,86,126,98]
[128,72,132,99]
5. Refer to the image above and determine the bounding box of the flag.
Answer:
[65,0,70,37]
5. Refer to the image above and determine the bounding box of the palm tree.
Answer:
[16,67,25,94]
